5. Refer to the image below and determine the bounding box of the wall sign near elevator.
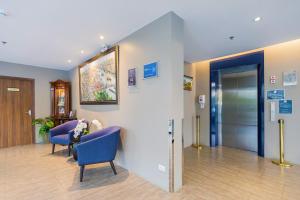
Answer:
[267,90,285,100]
[283,70,297,86]
[279,100,292,114]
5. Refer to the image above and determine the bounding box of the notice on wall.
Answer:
[283,70,297,86]
[279,100,293,114]
[270,101,276,122]
[267,90,285,100]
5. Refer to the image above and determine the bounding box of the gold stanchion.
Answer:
[192,115,202,150]
[272,119,293,168]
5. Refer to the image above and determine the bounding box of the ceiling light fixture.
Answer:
[67,59,72,63]
[99,35,104,40]
[254,17,261,22]
[80,50,85,54]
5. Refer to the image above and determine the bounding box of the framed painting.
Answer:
[79,46,119,105]
[184,75,193,91]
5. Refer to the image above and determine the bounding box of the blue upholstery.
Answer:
[50,134,70,145]
[49,120,81,155]
[76,126,121,166]
[49,120,78,145]
[74,126,121,181]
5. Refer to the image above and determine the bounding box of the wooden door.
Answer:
[0,76,35,148]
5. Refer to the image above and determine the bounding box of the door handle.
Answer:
[26,109,32,116]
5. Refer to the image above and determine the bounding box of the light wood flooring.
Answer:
[1,144,300,200]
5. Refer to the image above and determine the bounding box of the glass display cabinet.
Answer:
[50,80,75,126]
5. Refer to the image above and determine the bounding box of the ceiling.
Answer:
[1,0,300,70]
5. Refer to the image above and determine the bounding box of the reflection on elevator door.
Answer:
[220,66,258,152]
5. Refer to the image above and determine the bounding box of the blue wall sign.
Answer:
[279,100,292,114]
[267,90,285,100]
[144,62,158,79]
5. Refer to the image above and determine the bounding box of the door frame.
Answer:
[0,75,35,143]
[209,51,264,157]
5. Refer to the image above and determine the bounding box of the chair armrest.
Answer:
[49,125,66,138]
[77,133,120,166]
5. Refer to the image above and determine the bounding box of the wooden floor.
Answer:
[1,145,300,200]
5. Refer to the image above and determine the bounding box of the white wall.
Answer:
[0,61,69,142]
[183,62,196,147]
[69,12,184,191]
[194,61,211,146]
[194,39,300,164]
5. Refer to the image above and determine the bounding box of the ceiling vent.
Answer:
[0,9,8,16]
[1,41,7,46]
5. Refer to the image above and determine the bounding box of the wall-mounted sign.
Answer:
[283,70,297,86]
[7,88,20,92]
[143,62,158,79]
[267,90,285,100]
[279,100,292,114]
[270,101,276,122]
[128,68,137,86]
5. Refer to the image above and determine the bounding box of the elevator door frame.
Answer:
[210,51,265,157]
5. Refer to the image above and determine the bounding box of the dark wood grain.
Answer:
[0,76,35,148]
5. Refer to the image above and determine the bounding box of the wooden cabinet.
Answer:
[50,80,75,126]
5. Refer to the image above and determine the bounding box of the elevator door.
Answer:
[221,68,258,152]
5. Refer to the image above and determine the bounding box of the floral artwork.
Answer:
[184,75,193,91]
[79,46,119,104]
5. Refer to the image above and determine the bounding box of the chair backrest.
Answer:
[89,119,103,133]
[50,120,78,133]
[63,120,79,130]
[80,126,121,143]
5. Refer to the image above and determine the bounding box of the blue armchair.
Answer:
[74,126,121,182]
[49,120,79,156]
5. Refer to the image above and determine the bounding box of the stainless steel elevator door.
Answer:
[221,68,258,152]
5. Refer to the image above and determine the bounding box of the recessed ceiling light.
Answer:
[80,50,85,54]
[0,9,8,16]
[99,35,104,40]
[254,17,261,22]
[67,59,72,63]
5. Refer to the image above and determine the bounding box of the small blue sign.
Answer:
[279,100,292,114]
[144,62,158,79]
[267,90,285,100]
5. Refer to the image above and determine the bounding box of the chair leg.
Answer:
[68,144,71,156]
[110,161,117,175]
[80,165,85,182]
[52,144,55,154]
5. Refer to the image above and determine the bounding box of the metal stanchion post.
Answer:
[272,119,293,168]
[192,115,202,150]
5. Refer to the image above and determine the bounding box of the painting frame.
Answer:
[78,46,119,105]
[184,75,193,91]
